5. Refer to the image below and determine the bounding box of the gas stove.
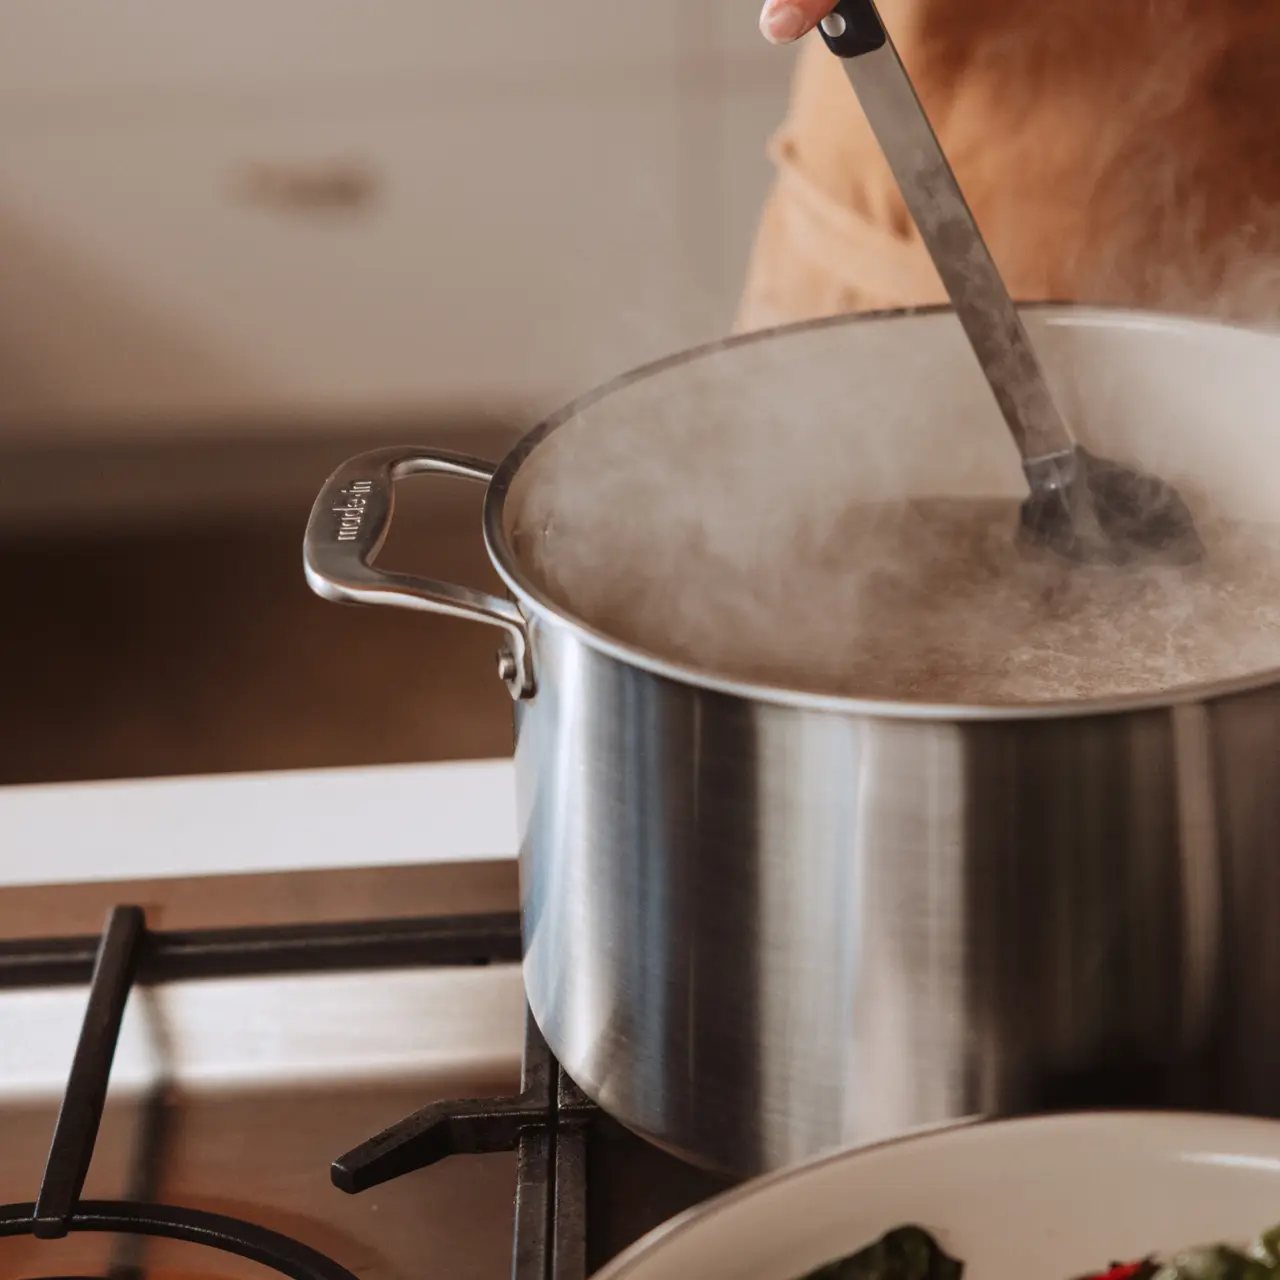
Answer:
[0,901,736,1279]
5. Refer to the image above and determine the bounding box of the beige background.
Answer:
[0,3,797,786]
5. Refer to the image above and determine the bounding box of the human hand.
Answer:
[759,0,838,45]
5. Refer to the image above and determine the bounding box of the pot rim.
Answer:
[483,302,1280,722]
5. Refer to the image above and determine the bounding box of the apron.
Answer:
[736,6,1280,336]
[736,125,946,331]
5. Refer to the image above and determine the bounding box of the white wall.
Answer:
[0,1,795,444]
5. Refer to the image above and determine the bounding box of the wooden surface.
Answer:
[0,501,515,787]
[0,861,520,939]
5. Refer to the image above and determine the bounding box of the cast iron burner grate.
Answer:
[0,904,734,1279]
[0,904,524,1280]
[332,1007,738,1278]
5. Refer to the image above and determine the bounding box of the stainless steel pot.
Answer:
[304,305,1280,1176]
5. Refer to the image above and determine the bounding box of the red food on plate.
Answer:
[1082,1264,1152,1280]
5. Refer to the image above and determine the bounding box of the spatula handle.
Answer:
[816,0,887,58]
[813,0,1079,471]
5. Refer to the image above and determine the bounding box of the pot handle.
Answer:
[303,446,534,699]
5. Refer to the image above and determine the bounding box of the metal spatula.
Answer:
[816,0,1203,566]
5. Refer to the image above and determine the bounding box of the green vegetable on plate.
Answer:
[799,1222,1280,1280]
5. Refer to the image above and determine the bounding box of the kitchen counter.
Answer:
[0,766,526,1280]
[0,757,528,1280]
[0,758,516,887]
[0,759,520,937]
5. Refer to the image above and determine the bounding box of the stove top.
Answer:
[0,905,736,1279]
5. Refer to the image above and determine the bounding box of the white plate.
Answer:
[593,1113,1280,1279]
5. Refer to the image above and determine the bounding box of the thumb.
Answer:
[759,0,837,45]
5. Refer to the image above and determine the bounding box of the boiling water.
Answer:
[519,497,1280,704]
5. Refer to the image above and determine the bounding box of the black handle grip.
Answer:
[816,0,887,58]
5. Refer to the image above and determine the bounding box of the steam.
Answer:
[505,298,1280,705]
[499,2,1280,705]
[515,484,1280,703]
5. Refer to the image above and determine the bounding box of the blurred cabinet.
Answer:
[0,0,794,437]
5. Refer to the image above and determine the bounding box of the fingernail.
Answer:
[760,2,811,44]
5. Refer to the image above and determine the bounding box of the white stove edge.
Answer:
[0,963,528,1099]
[0,757,518,888]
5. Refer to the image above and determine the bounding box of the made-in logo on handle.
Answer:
[334,478,374,542]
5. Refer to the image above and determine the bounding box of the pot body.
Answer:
[516,614,1280,1174]
[304,306,1280,1176]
